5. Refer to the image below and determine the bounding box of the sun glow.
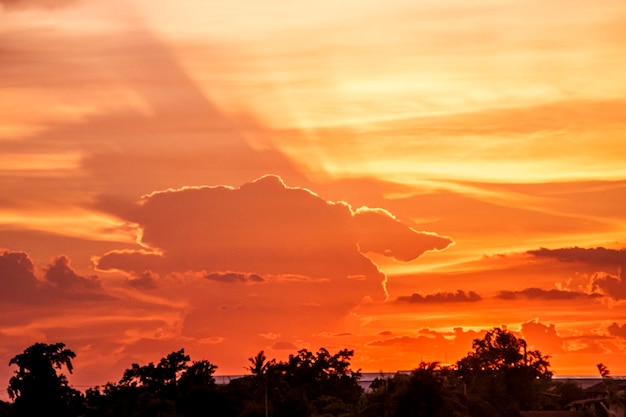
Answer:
[1,0,626,399]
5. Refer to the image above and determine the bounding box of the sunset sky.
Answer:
[2,0,626,397]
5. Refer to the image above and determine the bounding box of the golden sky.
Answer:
[2,0,626,394]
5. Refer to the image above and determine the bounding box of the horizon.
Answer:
[1,0,626,401]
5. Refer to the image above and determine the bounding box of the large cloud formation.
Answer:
[96,175,453,301]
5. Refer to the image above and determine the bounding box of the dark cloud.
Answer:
[0,250,41,303]
[592,273,626,301]
[272,341,298,350]
[368,336,418,347]
[495,287,601,301]
[205,271,265,284]
[608,322,626,339]
[0,250,110,303]
[96,175,453,301]
[127,270,159,290]
[397,290,481,303]
[45,255,102,293]
[528,247,626,267]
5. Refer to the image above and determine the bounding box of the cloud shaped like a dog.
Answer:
[96,175,453,300]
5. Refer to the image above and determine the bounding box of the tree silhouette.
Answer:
[456,327,552,415]
[87,349,226,417]
[8,342,83,417]
[361,363,469,417]
[3,339,567,417]
[248,351,273,417]
[249,351,271,377]
[273,348,363,416]
[597,363,626,417]
[118,348,191,394]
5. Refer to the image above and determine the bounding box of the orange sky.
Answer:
[2,0,626,398]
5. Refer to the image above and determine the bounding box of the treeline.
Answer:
[1,327,593,417]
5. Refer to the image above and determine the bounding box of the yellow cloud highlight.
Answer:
[0,209,138,243]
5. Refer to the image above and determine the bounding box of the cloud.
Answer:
[366,327,485,364]
[205,271,265,284]
[368,335,421,347]
[608,323,626,339]
[272,341,298,350]
[528,247,626,268]
[521,320,564,354]
[95,250,165,274]
[96,175,453,301]
[127,270,159,290]
[0,0,76,10]
[259,333,280,340]
[397,290,481,303]
[0,250,41,304]
[367,328,478,348]
[592,273,626,301]
[524,247,626,301]
[45,255,103,294]
[0,250,108,303]
[495,287,601,301]
[353,207,453,262]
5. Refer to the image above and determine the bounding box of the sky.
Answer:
[2,0,626,397]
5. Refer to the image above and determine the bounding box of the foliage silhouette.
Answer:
[362,362,470,417]
[231,348,362,417]
[456,327,552,415]
[86,348,225,417]
[7,342,83,417]
[597,363,626,416]
[2,332,584,417]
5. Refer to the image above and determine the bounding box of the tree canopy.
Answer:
[455,327,553,415]
[3,329,594,417]
[7,342,83,417]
